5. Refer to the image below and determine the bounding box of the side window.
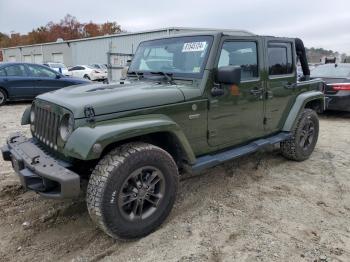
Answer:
[0,68,6,77]
[268,42,293,75]
[4,65,27,77]
[218,41,259,81]
[27,65,57,78]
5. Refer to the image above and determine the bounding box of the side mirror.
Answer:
[55,74,61,79]
[216,66,241,85]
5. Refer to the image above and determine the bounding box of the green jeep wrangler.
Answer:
[2,30,324,239]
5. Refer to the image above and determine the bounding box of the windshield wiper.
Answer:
[150,71,176,84]
[128,71,143,80]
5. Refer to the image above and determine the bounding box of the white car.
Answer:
[68,65,107,81]
[90,64,108,73]
[44,62,72,76]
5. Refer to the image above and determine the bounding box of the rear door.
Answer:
[208,37,266,147]
[3,64,34,99]
[264,39,297,132]
[26,64,68,96]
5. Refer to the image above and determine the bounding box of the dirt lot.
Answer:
[0,103,350,262]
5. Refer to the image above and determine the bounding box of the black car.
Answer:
[311,63,350,111]
[0,62,91,106]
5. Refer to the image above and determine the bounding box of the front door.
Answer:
[208,39,266,147]
[26,64,67,96]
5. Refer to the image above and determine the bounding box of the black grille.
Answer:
[32,104,60,150]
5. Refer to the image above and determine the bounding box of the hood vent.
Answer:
[86,82,130,92]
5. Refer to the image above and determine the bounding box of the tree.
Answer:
[100,22,122,35]
[0,14,123,48]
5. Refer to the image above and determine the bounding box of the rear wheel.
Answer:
[280,108,319,161]
[86,142,179,239]
[0,89,7,106]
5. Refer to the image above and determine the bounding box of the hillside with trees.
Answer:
[306,47,347,63]
[0,14,122,49]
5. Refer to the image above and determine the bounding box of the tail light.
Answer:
[328,83,350,91]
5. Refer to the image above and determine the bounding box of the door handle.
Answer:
[211,86,224,97]
[284,82,297,89]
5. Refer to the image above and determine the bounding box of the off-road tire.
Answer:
[280,108,319,161]
[0,88,7,106]
[86,142,179,239]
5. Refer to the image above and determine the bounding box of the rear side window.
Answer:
[218,41,259,80]
[268,42,293,75]
[4,65,27,77]
[70,66,84,71]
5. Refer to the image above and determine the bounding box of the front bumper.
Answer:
[91,74,107,81]
[1,133,80,199]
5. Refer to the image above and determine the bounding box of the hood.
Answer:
[37,81,185,118]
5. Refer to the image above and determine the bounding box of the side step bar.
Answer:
[191,132,291,173]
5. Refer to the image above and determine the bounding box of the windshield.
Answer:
[129,36,213,78]
[311,64,350,78]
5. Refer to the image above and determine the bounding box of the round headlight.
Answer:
[60,114,74,142]
[30,108,35,123]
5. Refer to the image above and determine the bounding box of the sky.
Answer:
[0,0,350,54]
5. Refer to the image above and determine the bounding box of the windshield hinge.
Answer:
[263,117,267,125]
[84,105,96,123]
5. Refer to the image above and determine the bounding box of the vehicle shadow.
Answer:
[319,110,350,119]
[2,100,32,107]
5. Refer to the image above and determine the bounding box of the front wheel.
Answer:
[86,142,179,239]
[280,108,319,161]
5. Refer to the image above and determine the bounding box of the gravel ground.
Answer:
[0,102,350,262]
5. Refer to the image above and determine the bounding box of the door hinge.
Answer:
[263,117,267,125]
[208,130,217,138]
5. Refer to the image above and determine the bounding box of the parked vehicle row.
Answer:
[43,62,108,81]
[0,62,90,106]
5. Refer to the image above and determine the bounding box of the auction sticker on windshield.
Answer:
[182,42,207,52]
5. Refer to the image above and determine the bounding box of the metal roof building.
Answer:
[0,27,253,80]
[1,27,253,65]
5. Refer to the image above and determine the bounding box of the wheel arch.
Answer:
[63,114,196,165]
[282,91,324,131]
[101,131,192,169]
[0,86,9,97]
